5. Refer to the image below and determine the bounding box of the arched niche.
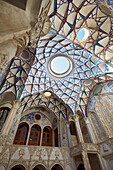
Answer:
[21,106,58,129]
[70,121,78,146]
[10,164,26,170]
[42,126,52,146]
[32,164,46,170]
[28,124,41,146]
[77,111,91,143]
[0,107,10,131]
[51,164,63,170]
[77,164,85,170]
[13,122,29,145]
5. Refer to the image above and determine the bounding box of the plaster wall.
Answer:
[0,145,72,170]
[88,81,113,142]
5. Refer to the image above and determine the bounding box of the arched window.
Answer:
[0,107,10,131]
[28,125,41,146]
[13,122,29,145]
[42,126,52,146]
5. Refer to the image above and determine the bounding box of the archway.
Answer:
[10,164,26,170]
[28,124,41,146]
[51,164,63,170]
[42,126,52,146]
[32,164,46,170]
[13,122,29,145]
[0,107,10,131]
[77,164,85,170]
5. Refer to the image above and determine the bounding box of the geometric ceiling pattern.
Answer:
[19,91,72,119]
[95,0,113,17]
[0,0,113,116]
[49,0,113,61]
[0,50,35,99]
[21,31,111,111]
[22,0,113,113]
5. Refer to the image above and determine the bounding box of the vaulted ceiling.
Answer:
[1,0,113,116]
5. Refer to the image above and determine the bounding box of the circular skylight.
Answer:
[51,56,70,74]
[47,54,74,78]
[77,28,89,42]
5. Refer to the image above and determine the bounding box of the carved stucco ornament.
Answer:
[40,16,51,37]
[0,55,9,74]
[29,1,51,48]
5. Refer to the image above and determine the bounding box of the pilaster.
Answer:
[66,121,72,147]
[2,100,21,135]
[82,150,91,170]
[73,115,84,143]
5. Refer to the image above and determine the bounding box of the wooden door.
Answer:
[42,126,52,146]
[13,123,28,145]
[28,125,41,146]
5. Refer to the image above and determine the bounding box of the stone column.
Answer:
[26,126,31,145]
[66,121,72,147]
[10,109,22,142]
[40,128,43,146]
[2,100,21,135]
[84,117,97,143]
[82,150,91,170]
[73,115,84,143]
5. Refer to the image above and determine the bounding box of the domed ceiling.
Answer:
[0,0,113,116]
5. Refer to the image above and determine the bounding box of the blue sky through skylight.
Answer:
[51,56,69,74]
[77,28,85,40]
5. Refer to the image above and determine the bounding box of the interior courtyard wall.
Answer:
[88,81,113,142]
[0,1,113,169]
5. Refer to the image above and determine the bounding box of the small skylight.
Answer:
[77,28,89,42]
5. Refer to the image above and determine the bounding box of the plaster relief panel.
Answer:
[96,94,113,137]
[50,148,63,160]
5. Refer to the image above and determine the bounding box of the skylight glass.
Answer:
[77,28,89,41]
[51,56,69,74]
